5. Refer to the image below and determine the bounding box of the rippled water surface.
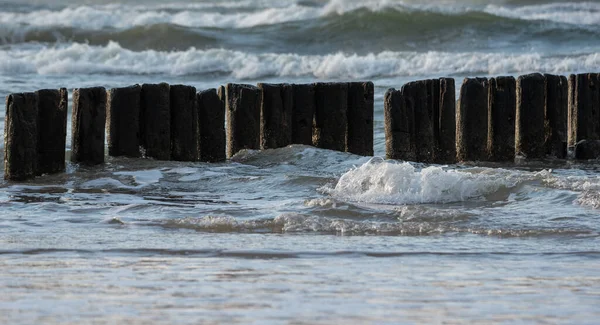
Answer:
[1,0,600,323]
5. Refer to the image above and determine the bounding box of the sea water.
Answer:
[1,0,599,323]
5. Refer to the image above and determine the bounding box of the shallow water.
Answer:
[1,0,600,323]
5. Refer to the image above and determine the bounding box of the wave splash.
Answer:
[325,159,524,204]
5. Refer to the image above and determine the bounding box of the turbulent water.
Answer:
[1,0,600,323]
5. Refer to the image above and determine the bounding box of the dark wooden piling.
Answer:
[291,84,315,145]
[140,83,170,160]
[4,93,38,180]
[258,83,293,150]
[568,73,600,150]
[575,140,600,159]
[170,85,198,161]
[225,83,261,158]
[438,78,456,163]
[384,88,415,161]
[516,73,546,159]
[403,80,435,162]
[71,87,107,165]
[106,85,141,158]
[197,89,226,163]
[544,74,568,158]
[36,88,67,175]
[313,83,348,152]
[457,78,489,162]
[487,76,516,161]
[347,81,374,156]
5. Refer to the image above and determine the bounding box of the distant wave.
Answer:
[0,42,598,79]
[0,1,598,32]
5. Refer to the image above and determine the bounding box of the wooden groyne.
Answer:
[4,82,374,181]
[4,73,600,181]
[385,73,599,164]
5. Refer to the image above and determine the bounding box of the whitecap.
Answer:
[2,42,599,79]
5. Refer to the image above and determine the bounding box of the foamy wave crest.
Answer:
[327,159,520,204]
[485,2,600,26]
[0,0,446,31]
[1,42,599,78]
[540,171,600,209]
[0,1,331,31]
[1,0,597,33]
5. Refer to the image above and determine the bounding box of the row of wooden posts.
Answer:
[385,72,600,163]
[4,73,599,181]
[4,82,374,181]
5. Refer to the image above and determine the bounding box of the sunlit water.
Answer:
[1,0,600,323]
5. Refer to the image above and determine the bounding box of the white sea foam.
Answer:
[485,2,600,26]
[327,160,521,204]
[0,0,597,33]
[1,41,598,79]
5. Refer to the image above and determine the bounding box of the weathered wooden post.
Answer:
[516,73,546,159]
[36,88,68,174]
[313,83,348,152]
[487,76,516,161]
[71,87,107,165]
[225,83,261,158]
[107,85,141,158]
[457,78,489,162]
[140,83,170,160]
[4,93,38,180]
[197,88,226,163]
[258,83,293,150]
[347,81,374,156]
[291,84,315,145]
[569,73,600,159]
[544,74,568,158]
[170,85,198,161]
[438,78,456,163]
[384,88,415,161]
[403,80,434,162]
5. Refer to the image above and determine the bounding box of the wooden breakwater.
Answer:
[385,73,600,164]
[4,82,374,181]
[4,73,600,181]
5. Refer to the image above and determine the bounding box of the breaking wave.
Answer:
[1,41,599,79]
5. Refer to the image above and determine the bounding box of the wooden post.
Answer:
[516,73,546,159]
[4,93,38,180]
[225,83,261,158]
[36,88,68,175]
[438,78,456,163]
[544,74,568,158]
[403,80,434,162]
[568,73,600,157]
[197,89,226,163]
[291,84,315,145]
[71,87,107,165]
[347,81,374,156]
[457,78,489,162]
[107,85,141,157]
[487,76,516,161]
[140,83,170,160]
[384,88,415,161]
[313,83,348,152]
[258,83,293,150]
[170,85,198,161]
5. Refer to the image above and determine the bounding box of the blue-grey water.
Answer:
[1,0,600,323]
